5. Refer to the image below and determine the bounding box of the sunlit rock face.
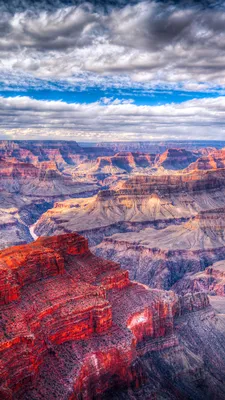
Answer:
[31,167,225,296]
[0,153,99,250]
[0,140,114,169]
[0,157,98,197]
[186,148,225,172]
[74,151,157,175]
[34,168,225,241]
[155,148,199,170]
[94,207,225,290]
[1,233,224,400]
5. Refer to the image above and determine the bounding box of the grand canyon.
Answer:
[1,0,225,398]
[1,139,225,399]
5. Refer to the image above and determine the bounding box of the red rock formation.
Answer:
[0,157,39,179]
[0,157,63,181]
[155,148,198,170]
[186,148,225,172]
[74,151,156,177]
[0,232,211,399]
[173,260,225,296]
[107,152,156,170]
[118,168,225,195]
[0,233,93,304]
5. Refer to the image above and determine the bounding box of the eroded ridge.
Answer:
[0,233,212,399]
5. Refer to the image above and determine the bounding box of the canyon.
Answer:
[0,142,104,249]
[2,141,224,293]
[0,140,219,250]
[34,166,225,290]
[1,233,225,399]
[27,147,225,308]
[1,140,225,399]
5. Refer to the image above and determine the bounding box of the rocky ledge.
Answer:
[173,259,225,296]
[0,233,221,400]
[33,168,225,242]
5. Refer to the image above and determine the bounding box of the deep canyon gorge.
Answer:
[1,140,225,399]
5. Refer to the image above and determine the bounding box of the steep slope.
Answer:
[70,148,203,178]
[0,157,98,197]
[155,148,199,170]
[186,148,225,172]
[34,169,225,244]
[74,152,157,174]
[95,207,225,290]
[173,259,225,296]
[0,158,99,249]
[1,233,225,400]
[0,140,114,170]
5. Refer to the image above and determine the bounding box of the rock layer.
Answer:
[94,207,225,290]
[34,168,225,242]
[173,259,225,296]
[155,148,198,170]
[1,233,224,400]
[186,148,225,171]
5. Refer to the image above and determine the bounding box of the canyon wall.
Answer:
[1,233,224,399]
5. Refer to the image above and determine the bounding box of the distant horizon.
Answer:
[1,139,225,144]
[2,139,225,142]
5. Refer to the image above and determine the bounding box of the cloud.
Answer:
[1,95,225,140]
[1,1,225,91]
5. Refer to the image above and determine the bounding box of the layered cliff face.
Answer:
[186,148,225,172]
[0,157,98,197]
[155,148,199,170]
[0,140,114,170]
[173,259,225,296]
[73,151,157,175]
[72,148,208,178]
[94,207,225,290]
[0,155,99,249]
[1,232,225,400]
[34,168,225,242]
[31,168,225,296]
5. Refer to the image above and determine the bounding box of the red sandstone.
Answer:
[0,233,210,399]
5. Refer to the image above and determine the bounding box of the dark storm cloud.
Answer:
[0,0,140,14]
[1,0,225,91]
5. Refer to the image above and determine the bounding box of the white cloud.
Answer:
[1,95,225,140]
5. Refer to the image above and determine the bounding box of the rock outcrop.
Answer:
[186,148,225,172]
[1,233,224,400]
[0,157,98,197]
[0,140,114,170]
[74,151,157,175]
[173,259,225,296]
[94,207,225,290]
[155,148,198,170]
[34,168,225,242]
[0,155,99,249]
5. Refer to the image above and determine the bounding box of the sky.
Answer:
[1,0,225,141]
